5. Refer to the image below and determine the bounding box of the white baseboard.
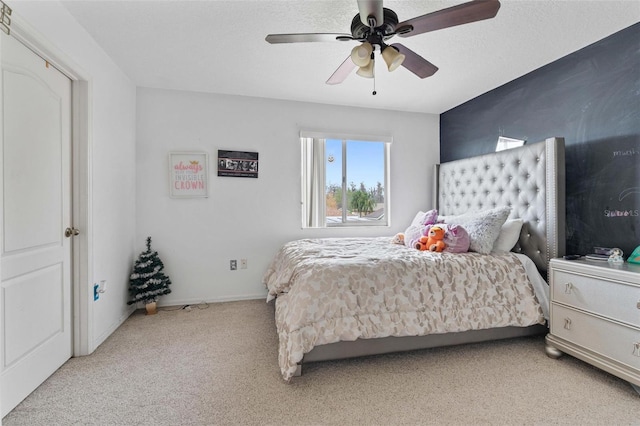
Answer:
[89,305,136,353]
[157,293,267,308]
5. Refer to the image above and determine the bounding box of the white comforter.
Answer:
[263,237,546,380]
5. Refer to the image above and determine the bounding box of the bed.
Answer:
[264,137,566,380]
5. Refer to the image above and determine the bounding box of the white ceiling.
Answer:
[61,0,639,114]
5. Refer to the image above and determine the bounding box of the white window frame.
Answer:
[496,136,525,152]
[300,131,391,228]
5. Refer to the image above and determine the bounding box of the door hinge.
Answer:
[1,1,12,35]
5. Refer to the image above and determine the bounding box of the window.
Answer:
[301,131,390,228]
[495,136,525,152]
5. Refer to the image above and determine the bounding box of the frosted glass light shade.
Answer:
[356,60,374,78]
[350,42,373,67]
[382,46,405,72]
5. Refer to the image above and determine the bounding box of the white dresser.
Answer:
[545,258,640,387]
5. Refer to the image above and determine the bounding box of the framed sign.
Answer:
[217,150,259,178]
[169,152,209,198]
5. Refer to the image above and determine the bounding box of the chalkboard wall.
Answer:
[440,23,639,258]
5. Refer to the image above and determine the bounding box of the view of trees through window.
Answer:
[325,139,386,225]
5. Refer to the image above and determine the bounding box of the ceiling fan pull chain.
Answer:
[372,54,377,96]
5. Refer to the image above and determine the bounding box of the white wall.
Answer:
[12,2,137,349]
[137,87,439,304]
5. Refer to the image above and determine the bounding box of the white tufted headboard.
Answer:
[435,137,566,274]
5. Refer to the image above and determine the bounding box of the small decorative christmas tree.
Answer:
[127,237,171,315]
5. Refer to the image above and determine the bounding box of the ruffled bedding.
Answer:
[263,237,546,381]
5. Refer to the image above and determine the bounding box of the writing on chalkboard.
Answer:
[604,209,639,218]
[613,148,639,157]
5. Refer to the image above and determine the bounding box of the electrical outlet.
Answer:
[230,259,237,270]
[241,259,247,269]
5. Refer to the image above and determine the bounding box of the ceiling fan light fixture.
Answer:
[350,42,373,67]
[356,59,374,78]
[381,46,405,72]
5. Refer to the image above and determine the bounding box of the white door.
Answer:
[0,31,73,416]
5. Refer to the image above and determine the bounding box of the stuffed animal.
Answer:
[415,225,446,252]
[391,233,405,245]
[608,248,624,264]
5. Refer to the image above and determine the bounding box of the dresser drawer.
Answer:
[550,303,640,371]
[552,269,640,326]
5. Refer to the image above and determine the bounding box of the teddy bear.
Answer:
[415,225,446,252]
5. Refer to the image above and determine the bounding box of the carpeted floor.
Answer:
[3,299,638,425]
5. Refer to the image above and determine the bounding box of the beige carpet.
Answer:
[3,299,638,426]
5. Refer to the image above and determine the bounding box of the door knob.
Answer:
[64,227,79,238]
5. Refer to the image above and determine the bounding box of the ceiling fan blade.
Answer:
[391,44,439,79]
[397,0,501,38]
[326,56,357,85]
[266,33,353,44]
[357,0,384,27]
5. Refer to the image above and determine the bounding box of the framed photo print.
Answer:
[169,152,209,198]
[217,150,259,178]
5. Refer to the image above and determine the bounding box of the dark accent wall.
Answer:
[440,23,639,258]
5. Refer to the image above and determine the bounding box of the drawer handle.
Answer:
[634,342,640,357]
[637,301,640,310]
[564,318,572,330]
[564,282,573,294]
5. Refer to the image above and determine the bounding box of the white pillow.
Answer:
[440,206,511,254]
[410,211,428,227]
[492,219,524,253]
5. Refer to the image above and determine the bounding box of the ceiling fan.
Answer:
[266,0,501,87]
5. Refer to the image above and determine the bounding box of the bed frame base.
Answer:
[295,324,547,376]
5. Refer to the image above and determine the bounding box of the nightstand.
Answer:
[545,258,640,387]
